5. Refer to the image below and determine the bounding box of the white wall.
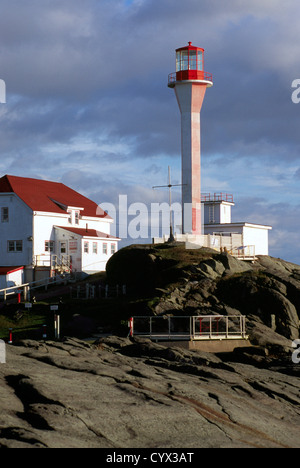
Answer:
[81,237,118,273]
[55,227,118,273]
[0,193,116,275]
[7,268,24,287]
[0,194,33,266]
[33,212,67,259]
[220,203,232,224]
[204,224,243,236]
[33,211,113,258]
[203,202,233,225]
[204,223,271,255]
[0,268,24,289]
[243,225,270,256]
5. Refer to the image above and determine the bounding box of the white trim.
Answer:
[205,222,272,230]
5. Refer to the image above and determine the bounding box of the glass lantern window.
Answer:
[197,50,203,70]
[189,50,196,70]
[176,49,203,72]
[176,51,181,72]
[176,50,189,71]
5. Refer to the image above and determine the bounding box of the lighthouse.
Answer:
[168,42,213,235]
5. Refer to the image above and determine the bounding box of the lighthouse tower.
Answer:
[168,42,213,235]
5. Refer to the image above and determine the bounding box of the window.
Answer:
[189,50,196,70]
[111,243,116,255]
[75,211,80,225]
[103,243,107,255]
[67,210,72,224]
[1,207,9,223]
[84,242,89,254]
[60,242,67,254]
[45,241,54,252]
[209,205,215,224]
[8,240,23,252]
[93,242,98,254]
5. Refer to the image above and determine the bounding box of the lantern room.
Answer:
[168,42,213,87]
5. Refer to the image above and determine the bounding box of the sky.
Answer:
[1,0,300,263]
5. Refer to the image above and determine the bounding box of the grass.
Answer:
[0,294,132,342]
[0,303,50,341]
[151,243,216,268]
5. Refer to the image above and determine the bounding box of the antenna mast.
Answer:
[152,166,183,242]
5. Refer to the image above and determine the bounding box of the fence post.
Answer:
[128,317,133,337]
[54,315,60,340]
[8,328,13,344]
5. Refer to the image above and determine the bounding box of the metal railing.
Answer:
[168,71,213,86]
[34,254,71,272]
[130,315,247,341]
[229,245,256,260]
[201,193,234,203]
[0,273,71,301]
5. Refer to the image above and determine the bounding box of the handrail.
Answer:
[130,315,247,341]
[0,273,71,298]
[229,245,256,260]
[33,254,71,269]
[201,193,234,203]
[168,71,213,85]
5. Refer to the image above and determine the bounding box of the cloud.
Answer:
[0,0,300,262]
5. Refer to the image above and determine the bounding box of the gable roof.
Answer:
[0,175,111,219]
[57,226,120,239]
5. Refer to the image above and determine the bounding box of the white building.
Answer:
[202,193,272,256]
[153,193,272,258]
[0,174,119,287]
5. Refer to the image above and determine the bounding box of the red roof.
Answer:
[0,266,24,275]
[57,226,119,239]
[0,175,111,219]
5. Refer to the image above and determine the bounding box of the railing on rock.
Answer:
[129,315,247,341]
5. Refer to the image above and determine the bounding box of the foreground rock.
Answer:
[0,336,299,448]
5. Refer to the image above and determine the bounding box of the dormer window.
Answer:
[75,211,79,225]
[67,210,72,224]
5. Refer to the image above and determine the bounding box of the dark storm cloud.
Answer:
[1,0,300,261]
[0,0,298,165]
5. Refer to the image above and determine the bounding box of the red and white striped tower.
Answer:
[168,42,213,235]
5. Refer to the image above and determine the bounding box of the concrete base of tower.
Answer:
[152,233,205,248]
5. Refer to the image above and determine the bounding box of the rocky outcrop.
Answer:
[0,336,299,448]
[107,245,300,354]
